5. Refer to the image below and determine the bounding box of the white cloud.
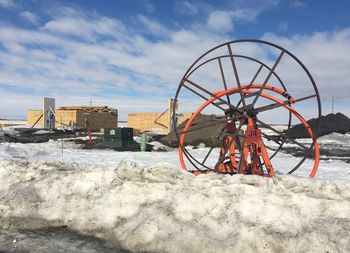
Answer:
[230,9,260,22]
[175,1,198,15]
[41,14,126,41]
[278,22,288,31]
[137,15,169,37]
[0,10,221,117]
[1,5,350,121]
[207,11,233,33]
[142,0,155,13]
[0,88,171,119]
[0,0,15,9]
[289,1,308,10]
[262,29,350,102]
[233,0,279,11]
[19,11,39,25]
[205,0,278,32]
[229,0,279,22]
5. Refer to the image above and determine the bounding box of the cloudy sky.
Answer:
[0,0,349,120]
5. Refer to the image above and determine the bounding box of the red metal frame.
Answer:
[179,84,320,178]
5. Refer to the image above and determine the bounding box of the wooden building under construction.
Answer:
[128,99,192,133]
[27,106,118,130]
[128,112,192,133]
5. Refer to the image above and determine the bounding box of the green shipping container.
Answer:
[104,127,133,141]
[103,127,136,150]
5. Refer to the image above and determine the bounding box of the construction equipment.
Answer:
[173,39,321,178]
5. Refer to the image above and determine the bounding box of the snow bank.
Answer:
[2,140,350,180]
[0,160,349,252]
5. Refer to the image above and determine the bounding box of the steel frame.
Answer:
[173,39,321,177]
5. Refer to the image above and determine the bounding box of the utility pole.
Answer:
[90,99,92,106]
[332,96,334,114]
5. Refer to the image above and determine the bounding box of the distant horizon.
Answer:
[1,110,349,123]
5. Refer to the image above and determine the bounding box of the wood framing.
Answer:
[27,106,118,129]
[128,111,192,133]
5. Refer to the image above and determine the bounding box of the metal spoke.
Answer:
[253,94,317,114]
[236,118,250,174]
[178,117,227,135]
[201,120,230,166]
[256,119,308,150]
[179,114,245,136]
[214,138,234,170]
[182,83,225,111]
[174,39,321,177]
[185,118,230,169]
[181,116,232,171]
[187,54,288,91]
[214,118,244,170]
[249,64,264,88]
[214,137,234,170]
[237,64,263,108]
[227,43,247,109]
[202,147,214,164]
[261,132,282,146]
[185,78,242,114]
[250,51,285,109]
[258,137,280,167]
[218,58,231,104]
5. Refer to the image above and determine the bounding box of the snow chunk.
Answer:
[0,160,349,252]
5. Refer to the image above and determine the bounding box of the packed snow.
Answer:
[0,133,349,252]
[0,160,349,252]
[0,134,350,180]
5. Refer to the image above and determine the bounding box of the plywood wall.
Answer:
[27,110,44,127]
[27,109,118,129]
[55,110,78,128]
[128,111,192,133]
[75,111,118,129]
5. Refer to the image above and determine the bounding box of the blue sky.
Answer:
[0,0,350,120]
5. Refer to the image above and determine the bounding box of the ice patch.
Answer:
[0,160,349,252]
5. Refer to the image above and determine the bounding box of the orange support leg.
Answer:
[240,116,275,177]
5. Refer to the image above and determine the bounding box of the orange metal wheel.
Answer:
[173,39,321,177]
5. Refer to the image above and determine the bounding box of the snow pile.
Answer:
[0,160,349,252]
[0,140,344,180]
[318,132,350,146]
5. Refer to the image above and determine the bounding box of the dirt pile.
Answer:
[160,112,350,146]
[286,112,350,138]
[160,114,226,148]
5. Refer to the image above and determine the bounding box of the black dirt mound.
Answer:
[159,114,226,148]
[160,112,350,147]
[286,112,350,138]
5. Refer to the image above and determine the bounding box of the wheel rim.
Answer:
[178,84,320,177]
[173,39,321,177]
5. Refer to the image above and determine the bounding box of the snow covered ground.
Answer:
[0,160,349,252]
[0,134,349,252]
[0,133,350,180]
